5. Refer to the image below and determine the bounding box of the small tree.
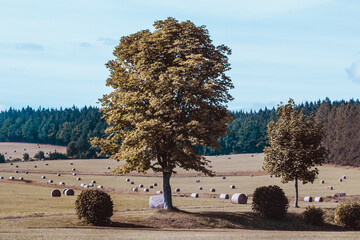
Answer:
[0,154,5,163]
[263,99,327,207]
[34,151,45,160]
[23,153,29,161]
[92,17,233,210]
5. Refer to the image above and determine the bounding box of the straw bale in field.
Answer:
[25,171,28,174]
[70,162,73,165]
[156,190,163,194]
[153,183,158,186]
[65,189,74,196]
[34,165,37,168]
[9,176,14,180]
[19,177,23,180]
[51,189,61,197]
[304,196,313,202]
[59,182,65,185]
[222,176,226,179]
[196,180,200,183]
[42,176,46,179]
[48,180,53,183]
[132,187,138,192]
[72,168,76,171]
[199,186,203,190]
[97,185,103,189]
[72,173,76,176]
[230,185,235,189]
[139,184,144,188]
[62,188,69,194]
[320,180,324,184]
[130,181,134,184]
[175,188,180,192]
[328,186,333,190]
[77,177,81,181]
[57,173,61,176]
[342,175,346,179]
[191,193,199,198]
[144,188,149,192]
[219,193,229,199]
[126,178,130,182]
[314,197,323,202]
[149,185,153,189]
[338,178,342,182]
[15,170,18,173]
[15,165,18,168]
[231,193,247,204]
[210,188,216,192]
[149,195,164,208]
[0,176,3,179]
[91,180,96,184]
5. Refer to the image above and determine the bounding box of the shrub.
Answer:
[23,153,29,161]
[75,189,113,226]
[34,151,45,159]
[302,206,324,225]
[252,185,289,219]
[0,154,4,163]
[334,201,360,229]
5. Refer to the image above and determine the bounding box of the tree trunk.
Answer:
[163,171,173,210]
[294,177,299,208]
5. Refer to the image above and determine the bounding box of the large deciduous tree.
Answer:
[263,99,327,207]
[91,18,233,210]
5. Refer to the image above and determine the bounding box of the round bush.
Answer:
[252,185,289,219]
[334,201,360,229]
[75,189,113,226]
[302,206,324,225]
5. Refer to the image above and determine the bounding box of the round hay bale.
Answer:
[222,176,226,179]
[219,193,229,199]
[153,183,158,186]
[144,188,149,192]
[342,175,347,179]
[328,186,333,190]
[132,187,138,192]
[175,188,180,192]
[228,157,231,159]
[89,183,94,187]
[24,148,26,151]
[210,188,216,192]
[9,176,14,180]
[77,177,81,181]
[48,180,53,183]
[15,170,18,173]
[72,168,76,171]
[42,176,46,179]
[139,184,144,188]
[19,177,23,180]
[10,162,13,165]
[57,173,61,176]
[97,185,103,189]
[130,181,134,184]
[22,160,24,162]
[314,197,323,202]
[62,188,69,194]
[304,196,313,202]
[191,193,199,198]
[15,165,18,168]
[80,183,85,187]
[5,152,8,155]
[156,190,163,194]
[250,174,254,177]
[91,180,96,184]
[338,178,342,182]
[83,184,88,188]
[0,176,3,179]
[25,171,28,174]
[64,189,74,196]
[107,166,111,170]
[230,185,235,189]
[209,165,212,168]
[45,163,49,166]
[51,189,61,197]
[199,186,203,190]
[231,193,248,204]
[70,162,73,165]
[320,180,325,184]
[14,150,16,153]
[59,182,65,185]
[126,178,130,182]
[196,180,200,183]
[149,185,154,189]
[72,172,76,176]
[34,165,37,168]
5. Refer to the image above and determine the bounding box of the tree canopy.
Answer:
[92,17,234,209]
[263,99,327,207]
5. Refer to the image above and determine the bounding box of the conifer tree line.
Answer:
[0,98,359,165]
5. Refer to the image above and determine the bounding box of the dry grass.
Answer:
[0,142,66,160]
[1,143,360,239]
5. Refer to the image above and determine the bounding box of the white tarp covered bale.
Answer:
[231,193,248,204]
[304,196,313,202]
[314,197,323,202]
[126,178,130,182]
[338,178,342,182]
[342,175,347,179]
[219,193,229,199]
[62,188,69,194]
[320,180,324,184]
[175,188,180,192]
[149,195,164,208]
[97,185,103,189]
[132,187,138,192]
[48,180,53,183]
[191,193,199,198]
[230,185,235,189]
[144,188,149,192]
[156,190,163,194]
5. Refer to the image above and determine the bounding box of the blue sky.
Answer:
[1,0,360,112]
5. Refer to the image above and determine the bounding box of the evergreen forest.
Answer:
[0,99,359,166]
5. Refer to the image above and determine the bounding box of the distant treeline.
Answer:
[0,99,359,165]
[0,106,107,159]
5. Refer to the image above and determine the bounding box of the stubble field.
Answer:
[0,142,359,239]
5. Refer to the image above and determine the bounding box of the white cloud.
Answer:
[98,37,118,46]
[346,60,360,83]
